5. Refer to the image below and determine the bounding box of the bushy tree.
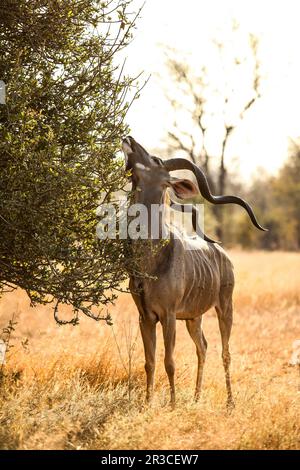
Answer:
[0,0,140,323]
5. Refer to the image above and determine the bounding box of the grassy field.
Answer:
[0,250,300,450]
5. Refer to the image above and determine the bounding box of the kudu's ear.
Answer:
[169,178,199,199]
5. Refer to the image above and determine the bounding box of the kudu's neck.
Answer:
[129,186,174,275]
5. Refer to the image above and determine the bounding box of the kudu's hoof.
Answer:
[145,396,154,407]
[226,399,235,413]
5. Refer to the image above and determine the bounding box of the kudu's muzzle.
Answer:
[122,136,155,172]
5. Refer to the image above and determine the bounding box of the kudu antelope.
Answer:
[122,136,266,408]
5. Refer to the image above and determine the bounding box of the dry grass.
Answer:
[0,250,300,450]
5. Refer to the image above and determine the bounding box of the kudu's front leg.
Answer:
[161,314,176,407]
[139,312,157,403]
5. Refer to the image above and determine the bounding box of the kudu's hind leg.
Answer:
[186,317,207,401]
[216,287,234,409]
[139,312,157,403]
[161,315,176,407]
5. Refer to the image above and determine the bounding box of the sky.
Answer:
[120,0,300,180]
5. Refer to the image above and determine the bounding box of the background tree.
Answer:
[240,140,300,251]
[221,137,300,251]
[271,139,300,250]
[0,0,141,324]
[163,28,261,240]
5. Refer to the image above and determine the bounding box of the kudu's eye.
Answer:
[151,156,164,167]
